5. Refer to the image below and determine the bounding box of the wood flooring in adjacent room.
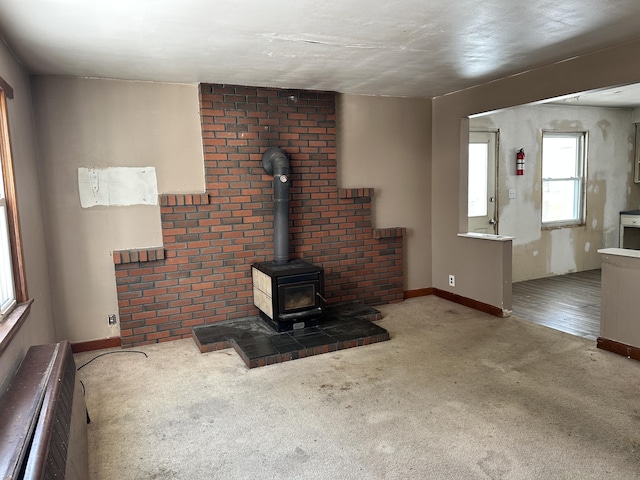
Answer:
[511,269,601,340]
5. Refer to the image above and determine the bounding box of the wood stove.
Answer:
[252,259,324,332]
[252,146,325,332]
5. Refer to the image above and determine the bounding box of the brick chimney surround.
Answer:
[113,84,406,347]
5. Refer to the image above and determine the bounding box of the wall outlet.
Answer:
[448,275,455,287]
[108,314,117,326]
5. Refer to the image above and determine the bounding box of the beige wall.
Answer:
[472,104,640,282]
[432,39,640,312]
[337,94,432,290]
[17,37,640,346]
[31,77,204,342]
[0,43,56,388]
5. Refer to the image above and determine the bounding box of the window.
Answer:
[468,142,489,217]
[541,131,587,226]
[0,83,27,322]
[635,124,640,184]
[0,159,15,316]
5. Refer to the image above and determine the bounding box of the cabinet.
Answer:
[619,211,640,249]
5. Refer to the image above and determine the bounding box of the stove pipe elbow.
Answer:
[262,147,291,264]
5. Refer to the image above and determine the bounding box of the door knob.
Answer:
[489,219,496,225]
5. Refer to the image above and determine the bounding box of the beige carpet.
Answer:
[75,296,640,479]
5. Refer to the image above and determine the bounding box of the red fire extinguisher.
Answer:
[516,148,525,176]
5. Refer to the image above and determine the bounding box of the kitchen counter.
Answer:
[597,248,640,360]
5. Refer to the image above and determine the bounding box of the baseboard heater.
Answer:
[0,340,88,480]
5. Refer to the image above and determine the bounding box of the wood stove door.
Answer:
[277,274,321,316]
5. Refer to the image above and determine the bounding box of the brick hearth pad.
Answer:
[192,303,390,368]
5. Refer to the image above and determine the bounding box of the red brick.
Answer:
[115,84,404,348]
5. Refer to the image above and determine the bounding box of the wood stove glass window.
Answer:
[282,283,316,311]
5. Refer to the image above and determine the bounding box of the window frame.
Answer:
[0,189,16,315]
[0,78,31,355]
[541,130,587,229]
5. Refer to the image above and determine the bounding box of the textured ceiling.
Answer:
[2,0,640,98]
[550,83,640,108]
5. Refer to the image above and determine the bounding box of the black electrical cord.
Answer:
[76,350,148,371]
[76,350,148,424]
[79,379,91,423]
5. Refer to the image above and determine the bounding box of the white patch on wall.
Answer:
[78,167,158,208]
[549,229,576,275]
[585,242,591,252]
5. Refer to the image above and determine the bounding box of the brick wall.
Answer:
[114,84,405,347]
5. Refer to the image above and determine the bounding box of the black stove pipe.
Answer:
[262,147,291,264]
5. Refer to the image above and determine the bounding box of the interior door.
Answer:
[468,131,498,233]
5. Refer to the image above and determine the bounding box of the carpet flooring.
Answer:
[75,296,640,479]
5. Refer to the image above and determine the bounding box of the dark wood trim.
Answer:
[0,89,27,302]
[597,337,640,361]
[0,342,56,479]
[433,288,507,317]
[404,288,433,299]
[0,299,33,356]
[0,76,13,100]
[71,337,121,353]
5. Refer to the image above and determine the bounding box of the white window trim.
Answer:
[541,131,587,228]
